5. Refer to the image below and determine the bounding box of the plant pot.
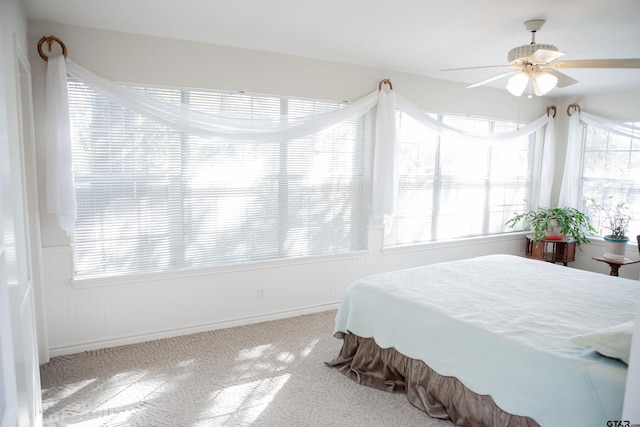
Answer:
[545,222,564,240]
[603,235,629,261]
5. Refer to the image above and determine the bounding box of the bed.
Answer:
[329,254,639,427]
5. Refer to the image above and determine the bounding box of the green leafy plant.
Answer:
[506,206,595,246]
[589,197,631,239]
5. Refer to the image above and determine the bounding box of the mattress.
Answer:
[332,254,639,427]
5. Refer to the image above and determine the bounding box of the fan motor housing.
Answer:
[508,43,559,64]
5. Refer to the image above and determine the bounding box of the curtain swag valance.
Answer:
[44,53,555,235]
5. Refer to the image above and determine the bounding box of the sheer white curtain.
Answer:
[558,112,582,208]
[45,56,555,234]
[65,59,378,142]
[395,93,552,144]
[581,111,640,138]
[45,55,76,235]
[372,87,397,217]
[558,109,640,208]
[539,117,555,207]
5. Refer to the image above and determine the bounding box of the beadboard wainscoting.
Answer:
[42,227,530,357]
[41,230,640,359]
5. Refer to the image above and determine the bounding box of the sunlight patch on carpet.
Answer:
[41,378,96,412]
[198,374,291,425]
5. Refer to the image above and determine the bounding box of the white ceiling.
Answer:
[24,0,640,97]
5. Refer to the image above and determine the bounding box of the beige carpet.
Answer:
[40,310,454,426]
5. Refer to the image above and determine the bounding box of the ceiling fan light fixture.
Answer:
[532,72,558,96]
[445,18,640,95]
[506,72,529,96]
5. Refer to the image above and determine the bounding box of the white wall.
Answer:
[26,21,639,358]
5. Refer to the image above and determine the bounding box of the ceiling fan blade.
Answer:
[551,58,640,69]
[441,64,513,71]
[466,70,520,88]
[539,68,578,88]
[530,48,566,64]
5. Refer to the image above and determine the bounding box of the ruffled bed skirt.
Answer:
[327,334,539,427]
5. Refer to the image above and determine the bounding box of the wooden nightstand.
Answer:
[525,235,576,266]
[592,256,640,276]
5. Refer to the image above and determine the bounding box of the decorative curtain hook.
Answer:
[37,35,68,62]
[546,106,556,118]
[378,79,393,91]
[566,103,581,116]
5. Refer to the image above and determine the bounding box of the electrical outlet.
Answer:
[257,288,265,301]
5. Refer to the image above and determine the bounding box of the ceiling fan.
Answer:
[443,19,640,97]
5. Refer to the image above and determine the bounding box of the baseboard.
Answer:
[48,302,340,358]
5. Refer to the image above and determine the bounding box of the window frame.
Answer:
[577,120,640,240]
[384,111,542,249]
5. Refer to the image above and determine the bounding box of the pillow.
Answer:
[570,321,634,364]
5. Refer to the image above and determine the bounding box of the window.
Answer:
[578,122,640,238]
[68,81,369,278]
[385,112,539,247]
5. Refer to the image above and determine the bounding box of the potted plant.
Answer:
[506,206,595,262]
[506,206,595,245]
[589,198,631,260]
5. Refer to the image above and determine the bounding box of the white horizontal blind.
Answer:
[579,122,640,238]
[385,112,537,247]
[68,81,368,278]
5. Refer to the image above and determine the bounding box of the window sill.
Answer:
[382,232,528,255]
[69,250,370,289]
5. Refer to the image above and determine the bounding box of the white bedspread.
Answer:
[333,254,640,427]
